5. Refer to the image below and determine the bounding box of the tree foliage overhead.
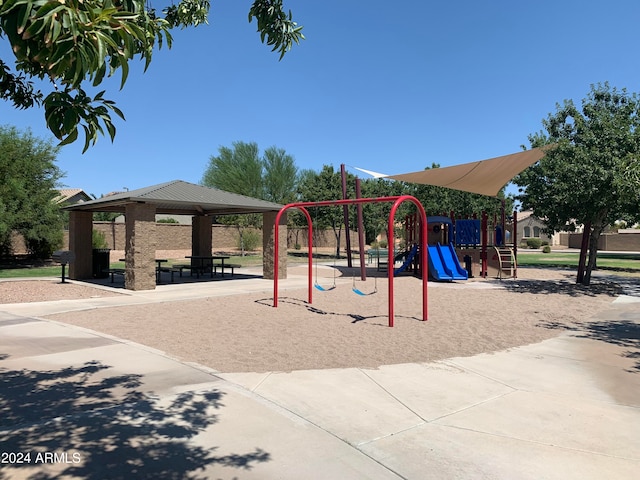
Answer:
[0,0,304,151]
[515,82,640,285]
[295,165,354,257]
[203,141,264,201]
[202,140,298,205]
[0,124,64,257]
[201,140,299,255]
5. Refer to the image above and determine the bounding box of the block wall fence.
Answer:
[55,222,360,252]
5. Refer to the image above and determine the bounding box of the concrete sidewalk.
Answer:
[0,280,639,479]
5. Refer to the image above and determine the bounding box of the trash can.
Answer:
[92,248,111,278]
[464,255,473,278]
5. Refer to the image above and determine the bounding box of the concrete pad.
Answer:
[1,341,221,398]
[219,371,274,391]
[614,295,640,304]
[448,337,640,405]
[248,368,425,445]
[359,362,515,421]
[360,422,640,480]
[515,334,637,369]
[189,383,403,479]
[0,318,116,359]
[0,311,39,325]
[434,389,640,459]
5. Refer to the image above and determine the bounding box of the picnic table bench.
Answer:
[212,262,241,276]
[157,266,183,283]
[103,268,125,283]
[172,263,207,278]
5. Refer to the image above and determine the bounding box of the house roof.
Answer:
[385,147,548,197]
[517,210,536,221]
[55,188,91,204]
[62,180,283,215]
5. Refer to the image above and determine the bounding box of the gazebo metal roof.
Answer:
[63,180,283,215]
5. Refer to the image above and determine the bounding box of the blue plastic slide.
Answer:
[427,245,453,281]
[393,244,420,275]
[436,242,468,280]
[427,243,468,281]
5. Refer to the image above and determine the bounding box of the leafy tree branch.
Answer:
[0,0,303,151]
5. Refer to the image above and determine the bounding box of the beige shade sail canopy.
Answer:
[385,147,547,197]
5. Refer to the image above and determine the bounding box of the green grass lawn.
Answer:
[4,250,639,279]
[0,252,310,279]
[0,265,62,278]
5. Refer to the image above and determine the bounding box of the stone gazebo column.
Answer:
[125,203,157,290]
[263,211,287,280]
[68,210,93,279]
[191,215,212,257]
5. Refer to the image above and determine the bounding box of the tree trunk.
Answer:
[576,222,590,284]
[237,225,245,257]
[580,212,607,286]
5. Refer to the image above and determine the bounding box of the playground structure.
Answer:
[270,157,529,325]
[402,208,520,280]
[272,195,428,327]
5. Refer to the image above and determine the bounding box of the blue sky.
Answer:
[2,0,640,198]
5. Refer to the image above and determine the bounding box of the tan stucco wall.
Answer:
[563,232,640,250]
[54,223,359,252]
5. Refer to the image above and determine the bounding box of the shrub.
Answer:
[526,238,542,249]
[157,218,179,223]
[238,229,261,252]
[379,239,388,248]
[92,230,108,249]
[542,245,551,253]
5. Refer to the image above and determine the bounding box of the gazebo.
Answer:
[64,180,287,290]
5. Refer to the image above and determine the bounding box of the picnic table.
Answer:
[119,258,168,283]
[185,255,232,277]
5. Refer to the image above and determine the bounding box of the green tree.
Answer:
[202,140,299,255]
[296,165,356,257]
[203,141,264,200]
[0,125,64,258]
[358,177,408,245]
[0,0,304,151]
[262,145,298,204]
[202,141,299,204]
[515,83,640,285]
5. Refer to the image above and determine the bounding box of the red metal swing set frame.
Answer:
[272,195,429,327]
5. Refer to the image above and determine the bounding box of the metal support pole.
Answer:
[340,164,352,268]
[481,211,488,277]
[355,178,366,281]
[274,206,313,307]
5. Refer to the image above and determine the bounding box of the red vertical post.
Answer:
[500,199,506,247]
[273,205,313,307]
[388,196,428,327]
[388,205,395,326]
[481,211,488,278]
[355,178,366,281]
[340,164,352,268]
[512,210,518,277]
